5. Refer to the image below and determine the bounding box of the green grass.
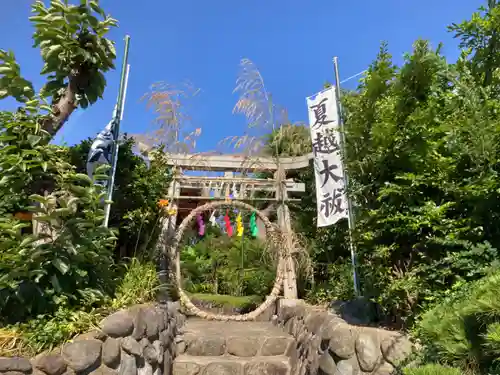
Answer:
[111,258,160,309]
[403,364,463,375]
[187,293,263,308]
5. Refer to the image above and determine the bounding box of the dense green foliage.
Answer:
[264,1,500,325]
[0,108,54,215]
[1,258,159,356]
[263,2,500,373]
[263,3,500,328]
[343,34,500,326]
[415,272,500,373]
[67,137,172,258]
[403,365,463,375]
[180,225,275,297]
[0,96,117,323]
[0,0,169,356]
[0,100,125,352]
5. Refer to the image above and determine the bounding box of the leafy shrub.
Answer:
[66,136,172,259]
[180,225,276,297]
[305,260,355,304]
[0,108,55,216]
[414,271,500,374]
[0,164,117,323]
[339,36,500,325]
[0,258,159,357]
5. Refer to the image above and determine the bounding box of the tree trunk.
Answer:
[41,75,79,138]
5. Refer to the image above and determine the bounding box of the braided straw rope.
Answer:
[167,200,285,321]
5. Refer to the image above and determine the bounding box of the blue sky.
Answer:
[1,0,483,152]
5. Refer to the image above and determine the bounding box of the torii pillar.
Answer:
[275,167,298,300]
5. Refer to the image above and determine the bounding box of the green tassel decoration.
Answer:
[249,212,258,238]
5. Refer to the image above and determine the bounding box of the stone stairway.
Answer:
[173,318,296,375]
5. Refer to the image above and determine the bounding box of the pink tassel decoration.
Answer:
[196,213,205,236]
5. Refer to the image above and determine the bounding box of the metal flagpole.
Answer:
[333,56,360,297]
[120,64,131,121]
[103,35,131,227]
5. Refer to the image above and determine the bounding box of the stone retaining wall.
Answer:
[274,300,413,375]
[0,302,185,375]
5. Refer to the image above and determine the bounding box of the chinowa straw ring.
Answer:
[167,200,287,321]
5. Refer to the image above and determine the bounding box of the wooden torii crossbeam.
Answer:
[162,152,314,171]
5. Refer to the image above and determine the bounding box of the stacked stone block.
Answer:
[274,300,413,375]
[173,319,295,375]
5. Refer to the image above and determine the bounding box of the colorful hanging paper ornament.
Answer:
[236,212,243,237]
[208,182,215,199]
[224,210,233,237]
[249,212,258,238]
[158,199,169,208]
[239,183,246,199]
[196,213,205,236]
[209,210,217,226]
[216,212,226,232]
[222,182,233,203]
[231,183,238,198]
[231,184,240,214]
[213,182,222,200]
[158,199,177,216]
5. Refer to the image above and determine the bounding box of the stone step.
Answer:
[177,319,295,358]
[173,354,291,375]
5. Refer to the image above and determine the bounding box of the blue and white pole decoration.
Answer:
[86,110,116,186]
[87,35,131,227]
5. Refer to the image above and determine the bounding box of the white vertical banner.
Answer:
[306,87,348,227]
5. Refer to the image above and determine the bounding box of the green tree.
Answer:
[0,106,118,322]
[66,136,172,258]
[449,0,500,87]
[0,0,117,137]
[0,0,119,322]
[342,35,500,325]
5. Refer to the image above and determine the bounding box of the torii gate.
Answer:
[156,151,314,300]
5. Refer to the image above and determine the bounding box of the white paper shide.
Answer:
[306,87,348,227]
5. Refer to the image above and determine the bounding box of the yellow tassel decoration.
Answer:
[236,213,243,237]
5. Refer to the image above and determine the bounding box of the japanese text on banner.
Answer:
[306,87,348,227]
